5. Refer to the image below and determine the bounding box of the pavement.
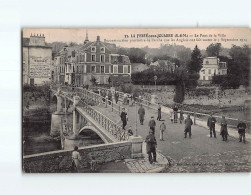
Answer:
[93,100,251,173]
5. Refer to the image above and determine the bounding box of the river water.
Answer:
[23,110,104,156]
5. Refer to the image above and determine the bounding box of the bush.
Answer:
[212,75,240,89]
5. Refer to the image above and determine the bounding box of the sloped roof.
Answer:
[203,57,218,65]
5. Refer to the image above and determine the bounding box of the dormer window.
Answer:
[100,47,105,53]
[91,46,96,52]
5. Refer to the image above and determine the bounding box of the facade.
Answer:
[54,35,131,86]
[199,57,227,81]
[150,59,177,72]
[22,34,52,85]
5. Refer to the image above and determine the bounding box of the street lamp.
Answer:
[154,75,157,90]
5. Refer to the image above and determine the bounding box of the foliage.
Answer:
[131,66,176,85]
[187,45,203,73]
[228,45,250,86]
[212,75,240,89]
[206,43,222,57]
[173,83,185,103]
[110,75,131,87]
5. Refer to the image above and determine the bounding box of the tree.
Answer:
[229,45,250,86]
[187,45,202,74]
[128,48,146,64]
[206,43,222,57]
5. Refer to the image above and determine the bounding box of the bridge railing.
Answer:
[78,99,129,141]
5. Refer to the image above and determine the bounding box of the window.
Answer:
[100,54,105,63]
[123,66,128,74]
[203,76,205,80]
[91,54,96,62]
[100,47,105,53]
[91,46,96,52]
[114,65,118,74]
[128,65,130,73]
[208,69,211,74]
[101,66,104,73]
[91,66,96,73]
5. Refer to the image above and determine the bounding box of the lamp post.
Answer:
[154,75,157,91]
[135,102,138,137]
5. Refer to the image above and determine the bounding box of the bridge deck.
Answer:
[93,100,251,172]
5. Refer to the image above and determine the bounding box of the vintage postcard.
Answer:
[22,28,251,173]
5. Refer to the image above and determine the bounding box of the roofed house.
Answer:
[150,59,177,72]
[199,57,227,82]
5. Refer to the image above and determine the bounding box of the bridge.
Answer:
[23,85,251,173]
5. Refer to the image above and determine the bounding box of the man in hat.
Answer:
[148,116,156,134]
[237,119,247,144]
[145,129,157,164]
[207,113,217,138]
[120,108,127,130]
[159,122,166,141]
[184,114,193,138]
[138,104,145,125]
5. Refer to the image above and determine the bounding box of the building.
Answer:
[22,34,52,85]
[150,59,177,72]
[199,57,227,81]
[54,34,131,86]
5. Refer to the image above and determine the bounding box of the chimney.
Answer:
[97,36,100,41]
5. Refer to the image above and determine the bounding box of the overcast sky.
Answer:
[23,28,251,50]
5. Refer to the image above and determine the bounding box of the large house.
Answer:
[150,59,177,72]
[200,57,227,81]
[22,34,52,85]
[53,35,131,86]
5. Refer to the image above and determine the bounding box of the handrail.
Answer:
[78,99,128,141]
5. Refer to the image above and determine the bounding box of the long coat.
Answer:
[138,107,145,120]
[145,134,157,153]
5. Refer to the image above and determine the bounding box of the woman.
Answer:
[173,105,178,123]
[179,109,184,124]
[72,146,81,173]
[220,116,228,141]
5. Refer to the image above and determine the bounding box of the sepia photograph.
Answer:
[22,28,251,173]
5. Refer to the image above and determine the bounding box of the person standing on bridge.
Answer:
[220,116,228,142]
[120,108,128,130]
[72,146,81,173]
[114,91,119,104]
[207,113,217,138]
[184,115,193,138]
[138,104,145,125]
[108,90,112,105]
[173,105,178,123]
[159,122,166,141]
[237,119,247,144]
[145,129,157,164]
[149,116,156,134]
[157,103,161,121]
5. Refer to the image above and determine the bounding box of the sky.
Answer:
[23,28,251,50]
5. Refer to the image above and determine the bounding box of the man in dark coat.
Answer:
[157,103,161,121]
[148,116,156,134]
[120,108,127,130]
[114,92,119,104]
[138,104,145,125]
[237,120,247,144]
[207,113,217,138]
[184,115,193,138]
[145,129,157,164]
[173,105,178,123]
[108,90,112,105]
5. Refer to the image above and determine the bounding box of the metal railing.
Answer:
[78,99,129,141]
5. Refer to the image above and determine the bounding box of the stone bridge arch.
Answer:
[78,125,109,144]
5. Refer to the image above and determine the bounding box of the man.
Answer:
[184,115,193,138]
[159,122,166,141]
[237,120,247,144]
[127,126,134,136]
[114,91,119,104]
[207,113,217,138]
[157,103,161,121]
[138,104,145,125]
[108,90,112,105]
[173,105,178,123]
[145,129,157,164]
[72,146,81,173]
[148,116,156,134]
[220,116,228,141]
[120,108,127,130]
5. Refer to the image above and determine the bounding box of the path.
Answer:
[95,100,251,173]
